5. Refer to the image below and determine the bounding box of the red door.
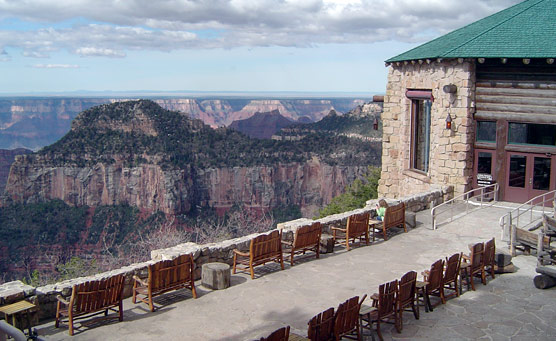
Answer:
[505,152,555,203]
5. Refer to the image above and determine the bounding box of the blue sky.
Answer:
[0,0,521,95]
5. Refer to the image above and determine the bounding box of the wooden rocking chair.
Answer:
[421,259,445,311]
[334,295,366,340]
[396,271,419,331]
[482,238,496,282]
[443,252,462,300]
[307,307,335,341]
[260,326,290,341]
[461,242,485,291]
[360,280,398,341]
[331,212,370,251]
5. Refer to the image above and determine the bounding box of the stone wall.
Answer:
[379,59,475,199]
[0,187,451,321]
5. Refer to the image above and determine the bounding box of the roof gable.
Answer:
[387,0,556,62]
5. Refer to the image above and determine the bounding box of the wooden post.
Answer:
[201,263,231,290]
[537,227,545,267]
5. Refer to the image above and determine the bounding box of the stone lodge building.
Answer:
[378,0,556,203]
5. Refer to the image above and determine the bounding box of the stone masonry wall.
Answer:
[379,59,476,199]
[0,188,451,321]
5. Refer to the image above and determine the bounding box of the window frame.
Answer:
[407,90,433,174]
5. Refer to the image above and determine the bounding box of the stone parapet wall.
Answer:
[0,188,449,321]
[379,59,475,200]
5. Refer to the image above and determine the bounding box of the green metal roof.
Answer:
[386,0,556,63]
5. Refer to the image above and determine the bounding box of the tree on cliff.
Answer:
[317,166,381,218]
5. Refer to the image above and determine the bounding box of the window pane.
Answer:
[509,155,526,188]
[413,99,431,172]
[476,121,496,143]
[533,157,551,190]
[477,152,492,174]
[508,123,556,146]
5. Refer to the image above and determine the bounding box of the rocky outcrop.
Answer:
[0,148,32,193]
[228,110,297,139]
[5,155,366,217]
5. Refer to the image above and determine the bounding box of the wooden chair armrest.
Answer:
[461,254,471,262]
[56,295,70,306]
[281,240,293,246]
[233,249,250,257]
[330,226,346,232]
[421,270,430,282]
[133,275,148,287]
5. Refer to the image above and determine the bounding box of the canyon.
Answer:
[0,97,369,150]
[3,100,380,218]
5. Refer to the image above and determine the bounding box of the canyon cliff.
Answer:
[3,100,380,217]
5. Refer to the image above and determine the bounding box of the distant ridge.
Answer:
[229,110,307,139]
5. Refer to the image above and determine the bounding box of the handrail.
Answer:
[498,190,556,255]
[431,183,499,230]
[498,190,556,237]
[0,320,26,341]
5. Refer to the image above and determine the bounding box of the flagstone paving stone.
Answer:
[35,205,556,340]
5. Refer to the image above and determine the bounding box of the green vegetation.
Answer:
[38,100,381,169]
[0,200,167,284]
[317,166,381,218]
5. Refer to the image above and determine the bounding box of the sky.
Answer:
[0,0,522,95]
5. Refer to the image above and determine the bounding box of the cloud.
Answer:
[31,63,79,68]
[75,47,126,57]
[0,0,522,57]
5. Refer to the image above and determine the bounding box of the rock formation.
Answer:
[3,100,379,218]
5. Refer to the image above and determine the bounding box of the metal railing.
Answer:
[498,190,556,255]
[0,320,26,341]
[431,183,499,230]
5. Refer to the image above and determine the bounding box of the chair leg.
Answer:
[440,286,446,304]
[279,254,284,270]
[232,254,237,274]
[412,301,419,320]
[290,252,294,266]
[149,292,155,312]
[402,222,407,233]
[395,311,402,333]
[249,264,255,279]
[68,312,74,336]
[55,302,61,328]
[118,300,123,321]
[490,266,496,279]
[481,268,487,285]
[470,271,476,291]
[376,320,383,341]
[346,238,350,251]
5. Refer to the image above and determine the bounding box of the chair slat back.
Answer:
[251,230,282,262]
[378,280,397,317]
[149,254,195,293]
[71,274,124,314]
[308,307,335,341]
[483,238,495,267]
[444,253,462,283]
[294,222,322,249]
[470,242,485,271]
[334,295,366,338]
[384,203,405,227]
[398,271,417,308]
[260,326,290,341]
[426,259,444,293]
[347,212,369,236]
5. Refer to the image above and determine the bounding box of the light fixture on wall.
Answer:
[373,117,379,130]
[445,112,452,130]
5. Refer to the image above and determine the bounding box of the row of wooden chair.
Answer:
[332,204,408,251]
[55,254,198,335]
[235,207,409,280]
[259,238,498,340]
[233,222,324,279]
